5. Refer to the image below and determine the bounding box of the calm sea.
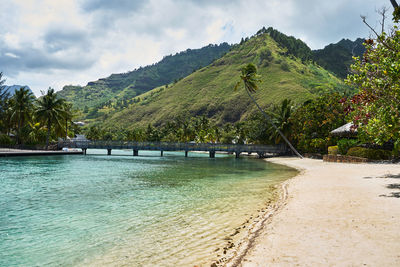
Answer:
[0,150,297,266]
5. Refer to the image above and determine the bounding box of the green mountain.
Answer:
[313,38,365,78]
[97,32,347,129]
[256,27,365,78]
[57,42,231,117]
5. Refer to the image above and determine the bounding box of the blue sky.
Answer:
[0,0,393,96]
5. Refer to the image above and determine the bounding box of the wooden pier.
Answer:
[59,140,288,158]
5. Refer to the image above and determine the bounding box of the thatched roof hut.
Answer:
[331,122,357,137]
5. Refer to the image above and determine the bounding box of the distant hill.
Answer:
[3,85,33,96]
[97,31,348,129]
[313,38,365,78]
[57,43,232,116]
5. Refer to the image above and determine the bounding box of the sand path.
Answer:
[240,158,400,266]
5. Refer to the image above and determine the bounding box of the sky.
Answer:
[0,0,394,96]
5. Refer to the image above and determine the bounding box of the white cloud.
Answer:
[5,52,19,59]
[0,0,392,96]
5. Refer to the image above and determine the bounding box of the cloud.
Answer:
[80,0,146,13]
[4,52,19,59]
[44,28,90,53]
[0,0,392,96]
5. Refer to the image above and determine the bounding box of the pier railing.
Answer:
[59,140,287,155]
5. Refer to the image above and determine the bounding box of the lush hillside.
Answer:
[57,42,231,117]
[257,27,313,62]
[313,38,365,78]
[97,32,347,129]
[256,27,365,78]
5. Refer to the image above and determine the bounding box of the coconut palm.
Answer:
[234,63,302,158]
[62,102,74,140]
[36,88,65,149]
[267,99,294,144]
[10,87,35,144]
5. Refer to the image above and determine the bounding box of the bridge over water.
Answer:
[59,140,288,158]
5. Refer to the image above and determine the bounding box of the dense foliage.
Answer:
[0,78,78,148]
[345,10,400,153]
[289,93,348,153]
[346,147,392,160]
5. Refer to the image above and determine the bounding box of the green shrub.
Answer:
[346,147,392,160]
[299,138,326,153]
[328,146,338,155]
[337,139,359,155]
[0,134,13,145]
[280,62,290,71]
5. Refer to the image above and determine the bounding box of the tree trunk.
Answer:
[245,89,303,158]
[46,119,51,150]
[390,0,399,8]
[65,119,68,140]
[17,117,21,145]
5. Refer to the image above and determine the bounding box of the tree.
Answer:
[290,93,347,153]
[345,3,400,152]
[0,72,10,134]
[267,99,294,144]
[234,63,303,157]
[36,88,66,149]
[10,87,35,144]
[62,102,74,139]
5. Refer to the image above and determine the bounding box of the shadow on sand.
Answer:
[364,173,400,198]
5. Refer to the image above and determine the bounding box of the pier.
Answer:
[59,140,288,158]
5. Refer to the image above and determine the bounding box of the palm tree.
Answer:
[267,99,294,144]
[234,63,303,158]
[62,102,74,140]
[10,87,35,144]
[36,88,65,149]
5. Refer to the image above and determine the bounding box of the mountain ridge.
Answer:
[58,43,231,113]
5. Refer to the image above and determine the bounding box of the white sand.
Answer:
[238,157,400,266]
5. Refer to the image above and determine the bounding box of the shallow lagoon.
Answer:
[0,150,297,266]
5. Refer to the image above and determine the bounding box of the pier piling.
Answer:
[235,151,241,158]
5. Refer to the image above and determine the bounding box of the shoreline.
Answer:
[0,148,83,157]
[226,157,400,266]
[213,159,300,266]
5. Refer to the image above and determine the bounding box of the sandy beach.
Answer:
[233,157,400,266]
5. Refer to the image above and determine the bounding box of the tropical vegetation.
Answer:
[345,2,400,154]
[0,75,78,148]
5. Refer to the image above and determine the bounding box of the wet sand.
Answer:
[231,157,400,266]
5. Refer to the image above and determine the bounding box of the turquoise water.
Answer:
[0,150,297,266]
